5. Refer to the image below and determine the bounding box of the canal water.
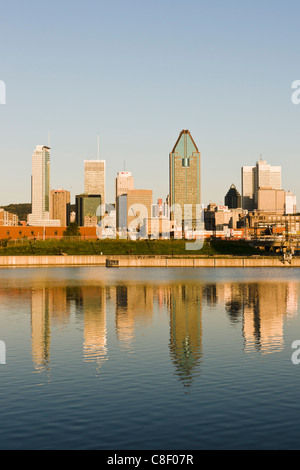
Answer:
[0,267,300,450]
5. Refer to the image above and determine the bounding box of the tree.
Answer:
[63,222,80,237]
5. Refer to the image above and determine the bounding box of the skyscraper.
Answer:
[241,166,255,211]
[28,145,60,226]
[84,160,105,212]
[76,194,102,227]
[126,189,153,237]
[169,130,201,229]
[225,184,242,209]
[285,190,297,214]
[241,159,282,211]
[115,171,134,230]
[50,189,71,227]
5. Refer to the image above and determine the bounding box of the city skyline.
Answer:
[1,1,300,208]
[2,134,298,228]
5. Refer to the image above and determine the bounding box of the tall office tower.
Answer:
[285,190,297,214]
[224,184,242,209]
[84,160,105,213]
[241,166,255,211]
[241,159,282,211]
[28,145,60,226]
[169,130,201,229]
[115,171,134,229]
[50,189,71,227]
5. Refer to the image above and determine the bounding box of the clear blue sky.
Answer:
[1,0,300,207]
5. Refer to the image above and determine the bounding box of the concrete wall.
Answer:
[0,255,300,268]
[0,255,106,267]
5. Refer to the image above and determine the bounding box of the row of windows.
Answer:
[5,231,58,236]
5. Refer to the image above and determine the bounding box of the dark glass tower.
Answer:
[225,184,242,209]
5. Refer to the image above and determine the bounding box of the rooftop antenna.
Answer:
[124,160,126,171]
[97,133,100,160]
[48,130,51,148]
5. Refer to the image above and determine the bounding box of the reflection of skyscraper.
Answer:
[168,284,203,387]
[31,286,71,372]
[81,286,107,368]
[286,282,298,318]
[202,281,294,355]
[31,289,51,371]
[115,285,154,348]
[115,285,133,347]
[243,283,286,354]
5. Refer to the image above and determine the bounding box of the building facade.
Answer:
[169,130,201,229]
[256,188,285,214]
[126,189,153,237]
[75,194,101,227]
[28,145,60,226]
[115,171,134,230]
[84,160,105,214]
[204,204,244,231]
[50,189,70,227]
[285,190,297,214]
[224,184,242,209]
[0,209,18,226]
[241,159,281,211]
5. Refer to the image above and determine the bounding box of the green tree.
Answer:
[63,222,80,237]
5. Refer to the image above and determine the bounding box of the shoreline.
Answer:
[0,254,299,268]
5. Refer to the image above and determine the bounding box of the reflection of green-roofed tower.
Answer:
[169,130,201,230]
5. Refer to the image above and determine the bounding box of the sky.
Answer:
[1,0,300,207]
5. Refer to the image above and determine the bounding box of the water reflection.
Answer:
[114,285,154,350]
[81,286,107,370]
[203,282,299,354]
[4,278,297,382]
[168,285,202,387]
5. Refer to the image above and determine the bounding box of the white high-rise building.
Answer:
[115,171,134,198]
[241,159,282,211]
[28,145,60,226]
[84,160,105,216]
[241,166,255,210]
[115,171,134,230]
[285,190,297,214]
[84,160,105,197]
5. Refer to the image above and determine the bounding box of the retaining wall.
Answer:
[0,255,300,268]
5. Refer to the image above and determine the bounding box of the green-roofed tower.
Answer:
[169,130,201,229]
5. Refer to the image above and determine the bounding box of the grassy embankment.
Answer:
[0,238,260,256]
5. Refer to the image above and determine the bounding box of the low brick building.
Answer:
[0,226,97,240]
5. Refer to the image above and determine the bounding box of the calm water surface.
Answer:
[0,267,300,450]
